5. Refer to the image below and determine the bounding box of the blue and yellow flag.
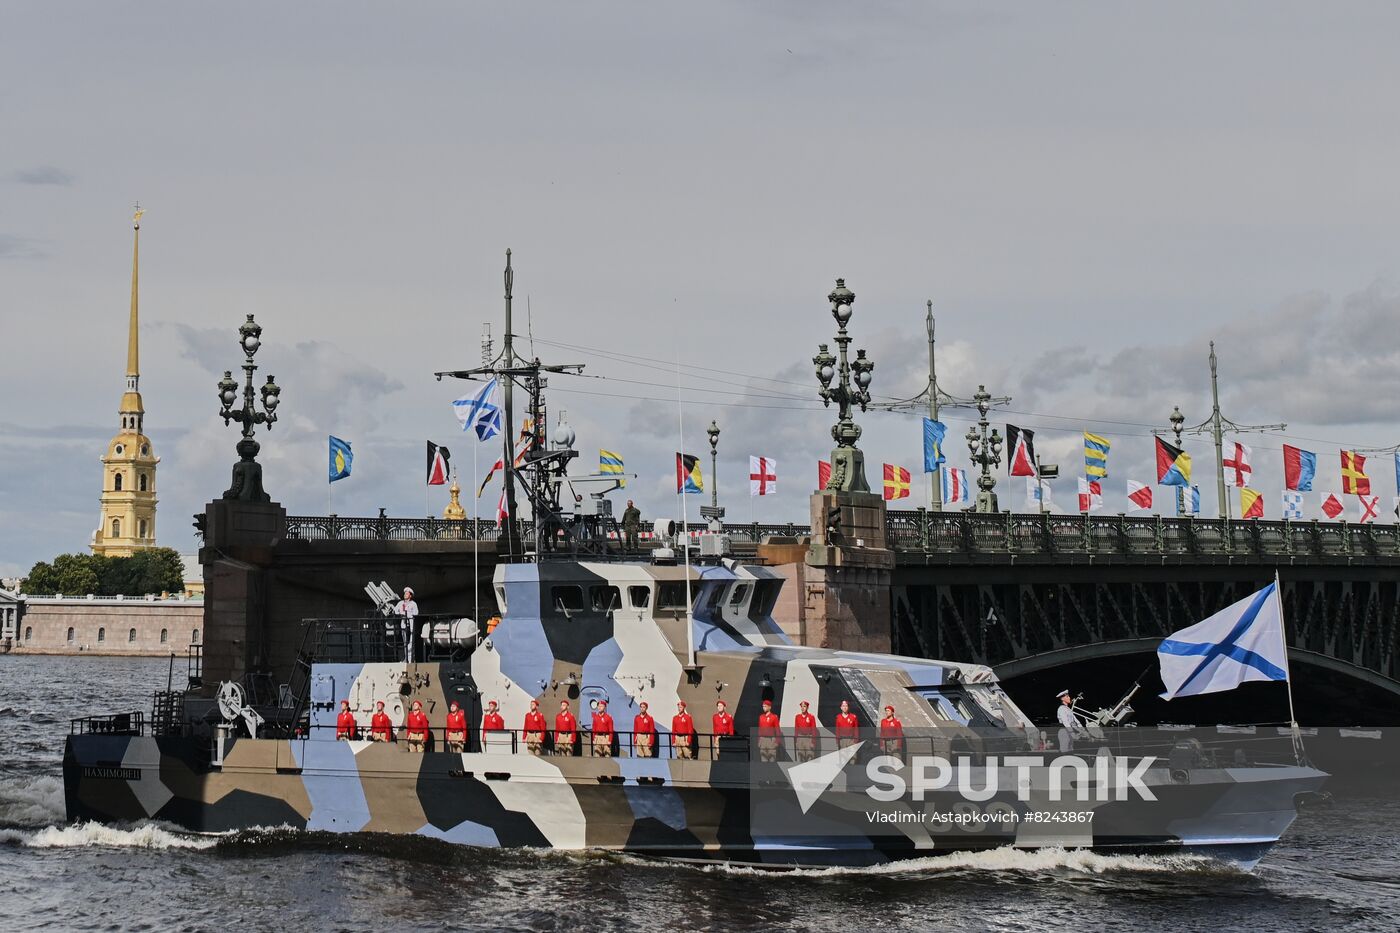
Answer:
[1084,432,1110,481]
[329,436,353,483]
[600,449,625,487]
[922,418,946,473]
[676,452,704,494]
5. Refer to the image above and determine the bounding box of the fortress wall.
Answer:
[12,599,204,656]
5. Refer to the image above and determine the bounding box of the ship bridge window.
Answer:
[552,586,584,614]
[746,581,782,622]
[657,582,696,611]
[628,586,650,609]
[704,584,725,614]
[728,584,749,607]
[589,585,621,613]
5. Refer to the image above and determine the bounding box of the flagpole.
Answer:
[676,349,696,670]
[473,452,480,625]
[1274,569,1306,764]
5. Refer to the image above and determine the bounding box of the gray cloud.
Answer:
[0,235,44,260]
[12,166,74,186]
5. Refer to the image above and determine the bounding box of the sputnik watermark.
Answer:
[864,754,1159,803]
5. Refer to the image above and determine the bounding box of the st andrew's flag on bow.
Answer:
[676,453,704,494]
[426,441,451,486]
[1158,581,1288,700]
[328,436,353,482]
[453,378,503,441]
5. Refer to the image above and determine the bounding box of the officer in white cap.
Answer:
[394,586,419,664]
[1056,690,1087,752]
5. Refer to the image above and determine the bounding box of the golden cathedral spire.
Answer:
[95,206,159,557]
[128,205,143,379]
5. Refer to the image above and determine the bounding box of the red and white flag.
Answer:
[1126,480,1153,512]
[818,460,832,489]
[1006,425,1037,477]
[1358,495,1380,524]
[750,456,777,497]
[495,486,509,527]
[1078,478,1103,513]
[1223,441,1253,487]
[426,441,451,486]
[1320,492,1344,520]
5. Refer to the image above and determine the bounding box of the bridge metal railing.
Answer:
[281,509,1400,562]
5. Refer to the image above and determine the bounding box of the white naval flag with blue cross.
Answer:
[1158,582,1288,700]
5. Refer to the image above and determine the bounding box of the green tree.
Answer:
[123,547,186,596]
[25,553,102,596]
[23,560,58,594]
[24,549,186,596]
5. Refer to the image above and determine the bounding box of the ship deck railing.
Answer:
[300,723,1307,767]
[70,711,146,736]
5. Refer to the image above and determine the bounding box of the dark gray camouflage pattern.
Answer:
[65,560,1327,866]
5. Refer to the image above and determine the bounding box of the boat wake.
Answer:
[0,822,218,851]
[0,775,65,828]
[676,846,1236,878]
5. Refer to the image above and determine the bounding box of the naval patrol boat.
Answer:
[63,263,1326,868]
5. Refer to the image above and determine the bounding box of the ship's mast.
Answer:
[926,300,941,511]
[502,252,518,538]
[436,250,584,558]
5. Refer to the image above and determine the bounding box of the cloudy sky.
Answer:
[3,2,1400,579]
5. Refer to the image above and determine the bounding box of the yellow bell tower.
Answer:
[92,207,159,557]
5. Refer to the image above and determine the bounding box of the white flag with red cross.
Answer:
[750,456,777,497]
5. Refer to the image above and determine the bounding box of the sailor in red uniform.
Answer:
[405,699,430,753]
[445,700,468,753]
[712,700,734,759]
[757,698,782,762]
[793,700,818,762]
[524,699,547,755]
[633,702,656,758]
[672,701,696,759]
[370,700,393,743]
[335,700,358,740]
[591,700,615,757]
[481,700,505,750]
[879,704,905,759]
[835,699,860,749]
[554,700,578,756]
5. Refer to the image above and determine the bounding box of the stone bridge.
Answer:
[198,503,1400,724]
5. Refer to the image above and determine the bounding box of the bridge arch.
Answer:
[993,637,1400,705]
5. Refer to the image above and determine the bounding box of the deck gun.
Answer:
[1073,682,1141,738]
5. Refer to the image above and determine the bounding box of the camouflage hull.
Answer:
[64,732,1326,868]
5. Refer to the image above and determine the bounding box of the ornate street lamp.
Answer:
[217,314,280,502]
[706,420,720,511]
[700,420,725,531]
[813,278,874,493]
[964,385,1003,512]
[1169,405,1186,516]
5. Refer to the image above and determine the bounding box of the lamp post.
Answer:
[217,314,281,502]
[813,278,874,493]
[706,421,720,511]
[1169,405,1186,516]
[964,385,1003,513]
[700,420,725,531]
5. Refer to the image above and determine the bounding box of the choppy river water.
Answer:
[2,654,1397,932]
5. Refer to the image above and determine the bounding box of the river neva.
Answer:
[2,655,1397,932]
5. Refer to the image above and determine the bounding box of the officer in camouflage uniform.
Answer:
[622,500,641,552]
